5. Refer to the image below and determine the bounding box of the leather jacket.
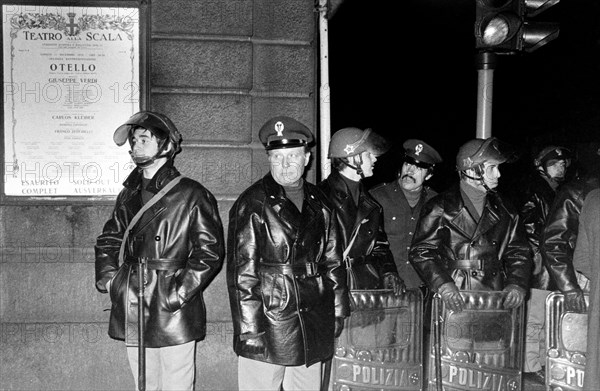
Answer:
[318,171,399,290]
[227,173,349,366]
[409,184,532,292]
[541,176,599,292]
[518,172,559,290]
[95,163,225,348]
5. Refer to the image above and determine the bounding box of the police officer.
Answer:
[319,127,404,292]
[541,143,600,314]
[227,116,349,391]
[409,137,532,312]
[95,111,225,390]
[371,139,443,291]
[518,145,572,383]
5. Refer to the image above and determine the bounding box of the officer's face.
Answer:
[399,162,431,192]
[268,147,310,187]
[354,151,377,178]
[546,160,567,180]
[481,160,501,189]
[129,128,163,167]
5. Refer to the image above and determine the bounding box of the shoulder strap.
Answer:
[118,175,185,263]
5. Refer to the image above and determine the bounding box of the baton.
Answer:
[138,257,147,391]
[321,359,332,391]
[433,294,443,391]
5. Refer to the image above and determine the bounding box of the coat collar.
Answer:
[447,184,502,239]
[123,161,181,194]
[262,173,321,230]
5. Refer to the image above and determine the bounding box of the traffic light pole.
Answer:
[475,51,497,139]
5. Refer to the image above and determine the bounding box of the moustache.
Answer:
[402,175,416,183]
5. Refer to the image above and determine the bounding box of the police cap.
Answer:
[258,116,314,150]
[402,139,442,169]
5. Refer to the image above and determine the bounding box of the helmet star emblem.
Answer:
[344,144,355,155]
[274,121,284,137]
[415,144,423,156]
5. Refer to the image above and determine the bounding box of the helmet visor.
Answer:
[363,129,390,157]
[471,137,518,166]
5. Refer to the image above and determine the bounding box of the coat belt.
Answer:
[125,255,186,270]
[259,262,327,278]
[448,258,500,272]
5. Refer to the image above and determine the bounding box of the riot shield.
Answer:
[331,288,423,391]
[428,290,524,391]
[545,292,589,391]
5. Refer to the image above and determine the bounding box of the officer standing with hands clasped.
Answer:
[227,116,349,391]
[95,111,225,390]
[409,137,532,313]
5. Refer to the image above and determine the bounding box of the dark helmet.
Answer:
[328,127,389,158]
[456,137,517,172]
[113,111,183,157]
[534,145,572,169]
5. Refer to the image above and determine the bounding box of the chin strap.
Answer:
[341,154,365,180]
[462,167,495,193]
[130,139,172,168]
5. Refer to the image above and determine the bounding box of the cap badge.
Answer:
[274,121,284,137]
[555,148,562,156]
[344,144,355,155]
[415,144,423,156]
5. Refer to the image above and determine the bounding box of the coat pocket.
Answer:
[158,270,182,312]
[260,272,297,321]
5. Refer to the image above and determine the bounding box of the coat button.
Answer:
[471,241,477,247]
[155,236,161,241]
[471,271,478,277]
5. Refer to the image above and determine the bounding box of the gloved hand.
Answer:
[240,333,266,357]
[438,282,464,312]
[383,273,406,295]
[502,284,527,309]
[563,289,587,313]
[334,317,345,338]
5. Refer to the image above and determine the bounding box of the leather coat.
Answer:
[227,173,349,366]
[95,163,225,348]
[518,172,558,290]
[541,176,599,292]
[318,171,399,290]
[370,180,437,289]
[409,184,532,292]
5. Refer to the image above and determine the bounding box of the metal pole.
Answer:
[138,258,146,391]
[433,295,443,391]
[318,0,331,180]
[475,51,497,139]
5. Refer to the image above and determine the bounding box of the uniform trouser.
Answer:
[524,288,551,373]
[238,356,321,391]
[127,340,196,390]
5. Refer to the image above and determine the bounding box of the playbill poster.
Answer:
[3,5,139,197]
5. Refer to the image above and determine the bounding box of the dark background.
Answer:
[328,0,600,192]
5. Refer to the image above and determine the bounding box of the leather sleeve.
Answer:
[226,196,264,337]
[541,188,582,292]
[176,187,225,304]
[409,199,454,292]
[325,208,351,318]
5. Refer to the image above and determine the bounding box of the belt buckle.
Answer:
[305,262,317,277]
[139,256,148,286]
[343,257,352,269]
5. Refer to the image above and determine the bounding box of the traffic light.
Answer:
[475,0,560,53]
